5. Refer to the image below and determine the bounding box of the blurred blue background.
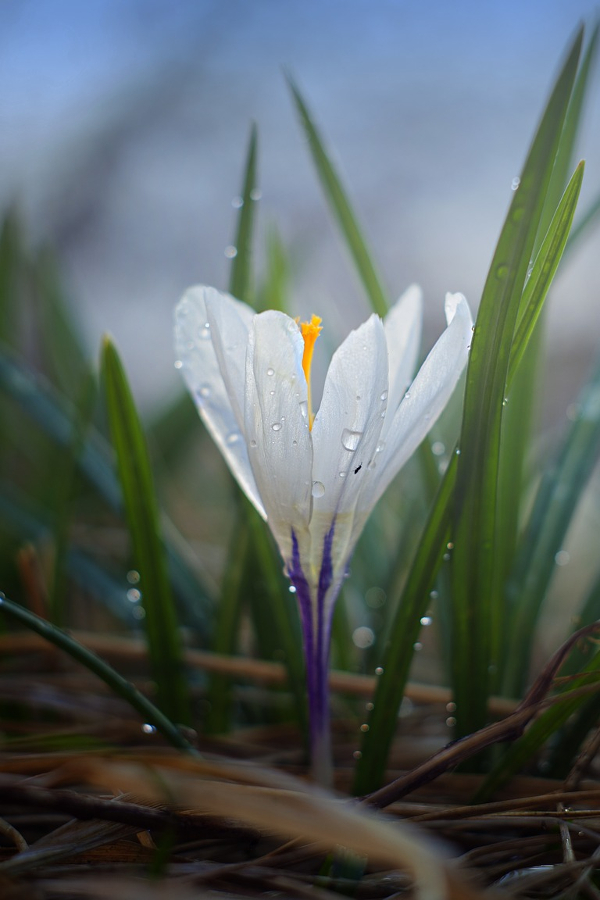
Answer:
[1,0,599,414]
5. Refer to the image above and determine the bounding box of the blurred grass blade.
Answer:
[288,76,389,316]
[0,593,195,753]
[229,124,258,303]
[450,29,582,737]
[0,346,215,632]
[205,511,249,733]
[256,224,290,314]
[503,351,600,697]
[49,373,97,626]
[102,336,191,726]
[565,188,600,254]
[34,248,93,398]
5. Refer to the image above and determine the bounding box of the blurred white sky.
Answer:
[1,0,600,414]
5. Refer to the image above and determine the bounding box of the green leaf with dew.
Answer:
[287,76,389,317]
[102,336,191,726]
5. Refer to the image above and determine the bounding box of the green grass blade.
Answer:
[503,352,600,697]
[354,37,585,794]
[353,455,456,794]
[102,336,191,726]
[564,188,600,254]
[0,347,215,633]
[287,76,389,317]
[228,124,258,303]
[256,224,290,314]
[0,593,195,753]
[450,29,582,737]
[205,510,249,733]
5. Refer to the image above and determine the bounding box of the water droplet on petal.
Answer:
[272,422,282,432]
[224,245,237,258]
[404,391,410,400]
[341,428,363,451]
[376,441,385,453]
[174,359,183,369]
[299,400,308,420]
[311,481,325,498]
[339,471,347,478]
[380,390,388,401]
[267,367,275,377]
[198,323,211,340]
[226,431,241,445]
[250,439,257,448]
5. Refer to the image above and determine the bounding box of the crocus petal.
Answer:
[366,291,472,509]
[174,286,265,518]
[382,284,423,432]
[310,314,389,592]
[244,310,313,564]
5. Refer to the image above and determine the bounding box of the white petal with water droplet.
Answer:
[244,310,313,563]
[174,286,265,517]
[382,284,422,435]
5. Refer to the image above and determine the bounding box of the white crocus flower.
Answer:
[175,284,472,784]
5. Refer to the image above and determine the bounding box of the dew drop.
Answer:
[133,606,146,620]
[272,422,282,432]
[511,205,524,223]
[375,441,385,453]
[446,701,456,713]
[360,723,370,733]
[447,542,454,550]
[511,176,521,191]
[127,570,140,584]
[341,428,363,451]
[404,391,410,400]
[353,750,362,760]
[289,585,297,594]
[292,439,298,446]
[431,441,445,457]
[226,431,241,445]
[366,701,374,711]
[375,666,384,676]
[231,196,244,209]
[443,552,451,561]
[127,588,141,603]
[455,448,461,455]
[496,264,508,281]
[380,390,388,402]
[420,615,432,626]
[250,188,262,201]
[311,481,325,498]
[250,439,257,448]
[142,723,157,734]
[224,245,237,258]
[555,549,570,566]
[352,626,375,648]
[299,400,308,419]
[198,323,211,340]
[413,641,423,651]
[339,471,347,478]
[429,590,439,600]
[446,716,457,728]
[267,367,275,377]
[174,359,183,369]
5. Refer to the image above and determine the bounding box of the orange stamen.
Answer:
[300,315,322,430]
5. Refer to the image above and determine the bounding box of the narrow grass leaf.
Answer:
[287,76,389,316]
[228,124,258,303]
[503,350,600,697]
[0,593,195,753]
[102,337,191,726]
[0,347,215,632]
[450,30,582,737]
[354,44,584,794]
